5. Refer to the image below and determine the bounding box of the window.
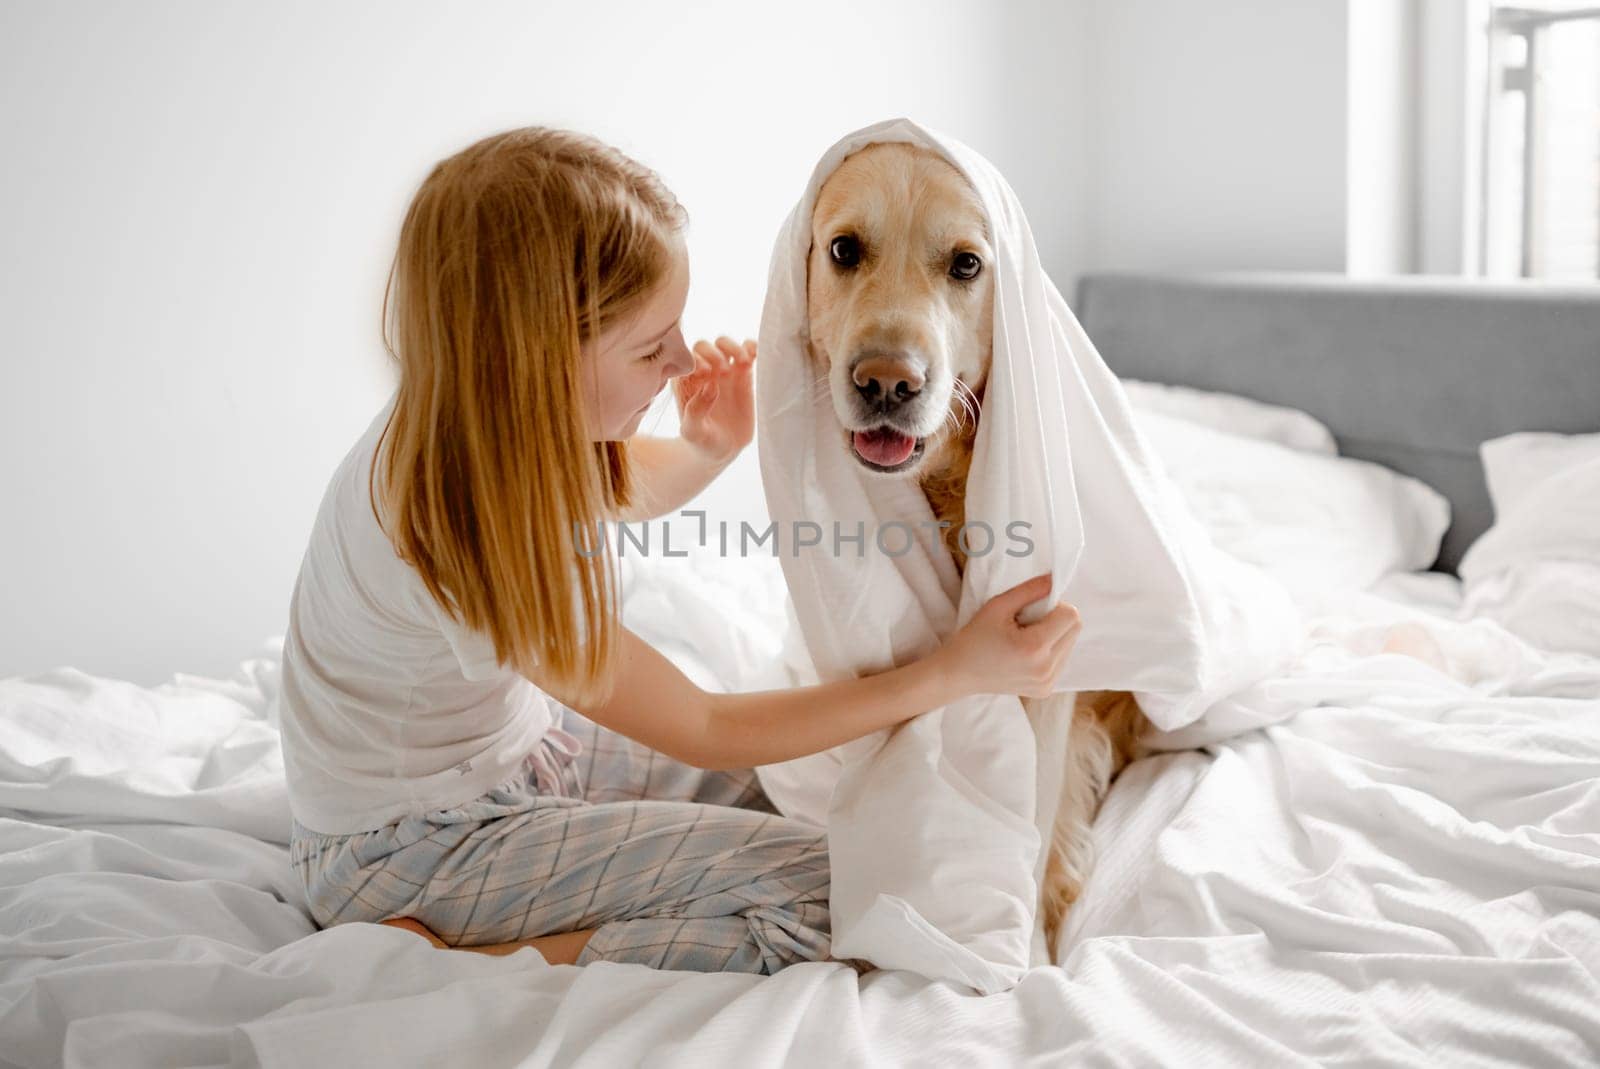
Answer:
[1477,3,1600,279]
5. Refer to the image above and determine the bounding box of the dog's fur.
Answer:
[803,143,1150,950]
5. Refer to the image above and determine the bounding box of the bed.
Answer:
[3,272,1598,1067]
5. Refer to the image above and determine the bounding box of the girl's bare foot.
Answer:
[381,916,448,948]
[379,916,598,965]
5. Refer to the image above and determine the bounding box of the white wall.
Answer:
[3,1,1404,684]
[1076,0,1352,278]
[0,0,1089,683]
[1417,0,1485,275]
[1348,0,1422,276]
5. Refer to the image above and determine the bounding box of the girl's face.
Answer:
[583,242,695,441]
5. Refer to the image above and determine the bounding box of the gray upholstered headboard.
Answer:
[1075,272,1600,574]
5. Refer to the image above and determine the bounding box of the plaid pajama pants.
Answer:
[289,707,833,975]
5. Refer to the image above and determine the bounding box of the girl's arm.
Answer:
[530,574,1082,770]
[613,436,733,522]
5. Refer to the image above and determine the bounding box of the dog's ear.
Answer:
[800,237,820,369]
[803,332,824,374]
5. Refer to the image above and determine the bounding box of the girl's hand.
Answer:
[937,574,1082,698]
[676,336,756,465]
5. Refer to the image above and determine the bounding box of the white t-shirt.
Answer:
[279,399,558,835]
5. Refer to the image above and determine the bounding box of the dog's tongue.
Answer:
[853,428,917,467]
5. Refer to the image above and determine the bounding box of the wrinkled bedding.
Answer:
[1,551,1597,1067]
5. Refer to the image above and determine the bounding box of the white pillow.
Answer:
[1479,431,1600,518]
[1122,379,1338,454]
[1135,410,1450,591]
[1459,432,1600,658]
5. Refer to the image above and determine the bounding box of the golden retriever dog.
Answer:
[803,142,1148,950]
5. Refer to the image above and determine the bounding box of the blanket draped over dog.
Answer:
[754,118,1302,993]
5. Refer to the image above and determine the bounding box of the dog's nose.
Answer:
[851,354,925,408]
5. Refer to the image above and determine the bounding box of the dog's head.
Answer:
[805,142,994,479]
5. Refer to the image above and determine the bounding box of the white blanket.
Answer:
[753,118,1301,992]
[3,563,1599,1067]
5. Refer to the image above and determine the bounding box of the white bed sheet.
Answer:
[2,554,1598,1067]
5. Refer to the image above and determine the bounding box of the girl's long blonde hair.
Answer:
[376,127,685,704]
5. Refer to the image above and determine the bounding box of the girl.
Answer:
[280,127,1083,976]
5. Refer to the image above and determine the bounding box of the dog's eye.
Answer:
[829,235,861,268]
[950,252,983,281]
